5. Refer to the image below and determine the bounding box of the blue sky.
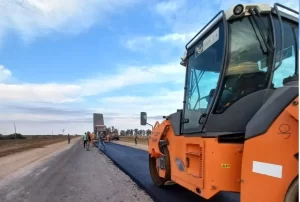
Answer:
[0,0,298,135]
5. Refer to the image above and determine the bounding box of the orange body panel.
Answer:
[241,97,299,202]
[148,121,169,158]
[148,121,243,199]
[286,97,298,121]
[169,135,243,199]
[148,97,298,201]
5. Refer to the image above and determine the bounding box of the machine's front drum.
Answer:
[149,145,171,187]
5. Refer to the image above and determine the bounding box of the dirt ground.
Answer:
[0,136,76,158]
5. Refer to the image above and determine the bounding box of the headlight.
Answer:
[233,4,244,15]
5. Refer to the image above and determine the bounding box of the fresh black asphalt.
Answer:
[95,142,240,202]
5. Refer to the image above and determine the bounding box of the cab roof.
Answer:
[180,3,298,66]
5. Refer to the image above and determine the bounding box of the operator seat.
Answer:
[216,62,267,113]
[232,71,267,97]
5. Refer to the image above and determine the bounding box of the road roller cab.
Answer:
[141,3,298,202]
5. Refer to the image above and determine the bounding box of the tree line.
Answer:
[104,127,152,136]
[119,129,152,136]
[0,133,25,140]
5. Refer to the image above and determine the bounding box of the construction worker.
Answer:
[134,134,137,145]
[98,132,106,151]
[82,132,87,148]
[90,133,95,146]
[86,131,92,150]
[67,134,70,144]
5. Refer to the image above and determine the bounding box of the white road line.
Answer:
[252,161,283,178]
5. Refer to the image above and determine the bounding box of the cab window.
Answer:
[215,15,271,114]
[272,17,298,87]
[183,22,224,133]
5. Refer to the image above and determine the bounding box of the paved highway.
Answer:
[0,140,240,202]
[0,141,152,202]
[97,142,240,202]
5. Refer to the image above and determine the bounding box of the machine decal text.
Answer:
[221,164,230,168]
[195,27,219,58]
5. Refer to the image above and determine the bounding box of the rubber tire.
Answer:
[285,177,298,202]
[149,146,171,187]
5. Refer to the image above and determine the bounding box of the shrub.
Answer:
[0,133,26,140]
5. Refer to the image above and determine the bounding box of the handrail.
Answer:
[185,11,224,50]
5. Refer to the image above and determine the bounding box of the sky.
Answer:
[0,0,298,135]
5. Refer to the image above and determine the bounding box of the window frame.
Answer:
[181,12,229,134]
[211,13,276,115]
[209,12,298,116]
[268,14,299,88]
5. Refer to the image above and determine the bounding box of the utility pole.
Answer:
[14,122,17,139]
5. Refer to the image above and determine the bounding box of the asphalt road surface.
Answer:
[0,141,152,202]
[96,142,240,202]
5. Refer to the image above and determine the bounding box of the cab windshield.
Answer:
[183,21,225,132]
[183,13,298,133]
[215,14,298,114]
[215,15,272,114]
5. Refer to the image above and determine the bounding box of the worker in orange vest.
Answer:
[90,133,95,146]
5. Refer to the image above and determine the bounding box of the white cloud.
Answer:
[0,88,184,134]
[123,32,195,51]
[0,122,92,135]
[153,0,299,33]
[0,70,185,134]
[0,65,11,82]
[153,0,214,33]
[0,0,141,44]
[125,0,217,54]
[78,62,185,97]
[124,36,153,51]
[125,0,299,53]
[99,90,184,116]
[3,55,296,134]
[155,0,185,15]
[0,112,71,122]
[0,83,82,103]
[0,61,185,104]
[0,65,84,104]
[89,90,185,131]
[158,33,193,42]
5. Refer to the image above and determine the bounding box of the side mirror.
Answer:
[140,112,147,125]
